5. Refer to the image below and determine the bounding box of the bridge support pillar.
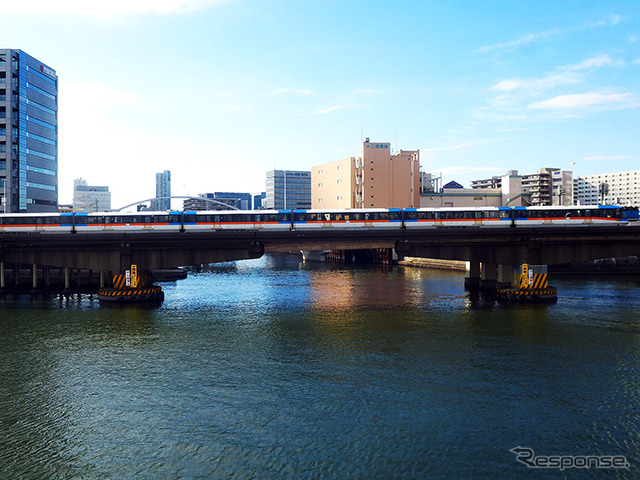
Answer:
[497,264,514,289]
[63,267,71,293]
[480,263,497,290]
[32,264,38,290]
[43,266,51,288]
[0,261,5,291]
[464,261,481,290]
[99,271,105,289]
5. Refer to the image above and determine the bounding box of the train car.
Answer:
[0,212,74,233]
[182,210,292,231]
[512,205,626,225]
[74,211,180,232]
[292,208,403,230]
[623,206,639,221]
[403,207,512,229]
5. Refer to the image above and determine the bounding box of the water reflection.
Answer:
[1,255,640,478]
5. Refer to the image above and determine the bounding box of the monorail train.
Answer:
[0,205,637,233]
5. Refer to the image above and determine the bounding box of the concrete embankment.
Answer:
[398,257,466,271]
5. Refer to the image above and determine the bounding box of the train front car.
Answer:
[512,205,627,226]
[292,208,402,230]
[0,212,74,233]
[183,210,293,231]
[403,207,511,229]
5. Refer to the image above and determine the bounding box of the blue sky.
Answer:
[2,0,639,208]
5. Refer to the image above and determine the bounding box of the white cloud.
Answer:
[2,0,228,17]
[312,105,342,115]
[477,29,561,54]
[477,15,622,54]
[491,55,620,93]
[566,54,620,71]
[529,92,638,110]
[492,73,581,92]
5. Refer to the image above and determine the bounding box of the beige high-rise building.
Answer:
[312,139,420,209]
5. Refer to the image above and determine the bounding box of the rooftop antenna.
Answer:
[395,129,398,153]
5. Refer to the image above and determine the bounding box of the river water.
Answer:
[1,254,640,479]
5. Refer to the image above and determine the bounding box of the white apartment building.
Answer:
[471,168,573,206]
[574,170,640,206]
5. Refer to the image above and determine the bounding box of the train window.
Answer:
[5,216,34,225]
[169,214,182,224]
[184,214,197,223]
[499,210,511,219]
[404,211,417,220]
[279,213,291,222]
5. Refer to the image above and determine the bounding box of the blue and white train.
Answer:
[0,205,636,233]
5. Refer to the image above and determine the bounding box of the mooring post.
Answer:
[0,261,5,290]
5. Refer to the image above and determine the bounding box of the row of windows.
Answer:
[27,82,56,100]
[27,99,56,116]
[26,181,56,191]
[27,115,56,131]
[294,211,401,222]
[26,131,56,145]
[514,209,622,219]
[27,148,56,161]
[185,213,289,223]
[27,165,56,175]
[1,215,72,225]
[405,210,506,220]
[79,215,175,225]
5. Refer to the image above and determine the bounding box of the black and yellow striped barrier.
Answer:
[112,273,149,290]
[518,273,548,290]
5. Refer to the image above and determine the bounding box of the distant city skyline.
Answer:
[2,1,639,209]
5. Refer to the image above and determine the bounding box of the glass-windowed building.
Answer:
[265,170,311,210]
[153,170,171,210]
[0,49,58,213]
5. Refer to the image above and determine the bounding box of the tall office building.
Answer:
[0,49,58,213]
[154,170,171,210]
[213,192,252,210]
[265,170,311,210]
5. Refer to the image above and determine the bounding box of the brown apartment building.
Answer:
[312,139,420,209]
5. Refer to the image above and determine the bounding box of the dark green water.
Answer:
[1,255,639,479]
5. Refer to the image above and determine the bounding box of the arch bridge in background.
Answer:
[114,196,241,212]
